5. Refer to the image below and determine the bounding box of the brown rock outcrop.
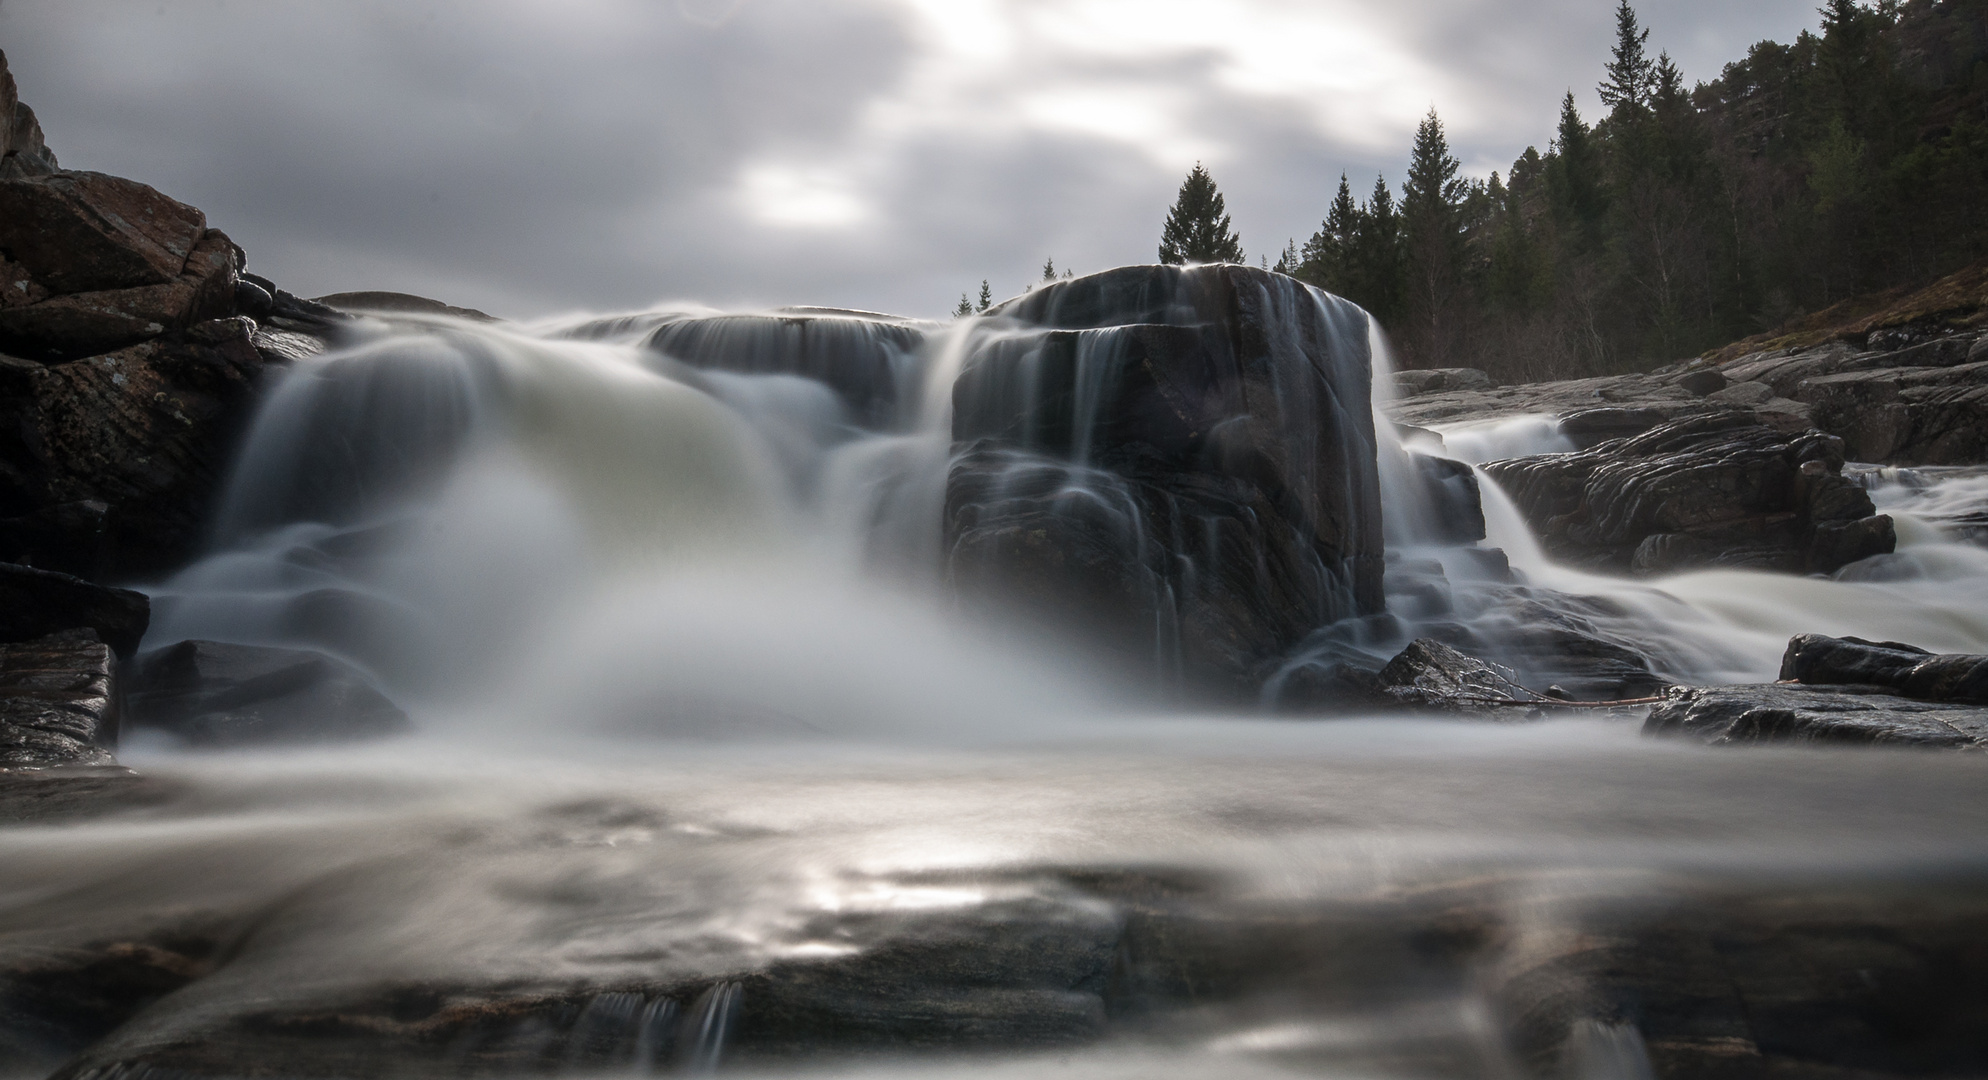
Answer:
[0,173,242,361]
[0,50,273,579]
[0,170,207,295]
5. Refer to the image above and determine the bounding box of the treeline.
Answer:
[1275,0,1988,380]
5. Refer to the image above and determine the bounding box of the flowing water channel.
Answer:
[5,282,1988,1079]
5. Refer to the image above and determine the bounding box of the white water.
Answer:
[8,288,1988,1078]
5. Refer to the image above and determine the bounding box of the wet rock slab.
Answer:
[1644,683,1988,750]
[1781,632,1988,705]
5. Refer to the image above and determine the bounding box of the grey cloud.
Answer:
[1,0,1831,320]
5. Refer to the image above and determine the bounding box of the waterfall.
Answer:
[139,273,1988,723]
[139,302,1099,736]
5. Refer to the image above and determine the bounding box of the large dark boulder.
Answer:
[1481,410,1895,575]
[0,169,205,297]
[1375,638,1532,710]
[0,219,241,362]
[0,563,147,658]
[0,54,275,580]
[945,265,1382,699]
[126,640,410,747]
[1780,633,1988,705]
[1401,452,1484,544]
[0,629,118,768]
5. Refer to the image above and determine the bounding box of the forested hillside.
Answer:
[1278,0,1988,380]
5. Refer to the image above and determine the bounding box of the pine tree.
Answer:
[1299,173,1360,291]
[1401,109,1469,362]
[1158,164,1245,265]
[1598,1,1654,117]
[976,280,992,312]
[1350,175,1405,326]
[1042,257,1056,281]
[954,292,974,317]
[1403,110,1464,224]
[1652,50,1686,112]
[1272,238,1301,276]
[1548,92,1606,246]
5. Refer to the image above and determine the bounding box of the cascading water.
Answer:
[1270,326,1988,699]
[7,270,1988,1080]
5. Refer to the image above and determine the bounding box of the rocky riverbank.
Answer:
[0,50,419,773]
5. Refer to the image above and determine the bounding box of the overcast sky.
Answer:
[2,0,1825,319]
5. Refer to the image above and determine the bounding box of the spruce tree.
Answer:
[1042,257,1056,281]
[1548,92,1606,246]
[1401,109,1468,362]
[1272,239,1301,277]
[1351,175,1405,326]
[1299,173,1361,292]
[955,292,974,317]
[1158,164,1245,265]
[1598,1,1654,117]
[976,280,992,312]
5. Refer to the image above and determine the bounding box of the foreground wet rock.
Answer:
[946,264,1383,699]
[1648,634,1988,750]
[13,861,1987,1080]
[1481,410,1895,575]
[0,629,119,768]
[1373,637,1535,710]
[1781,633,1988,704]
[1644,683,1988,750]
[126,640,409,747]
